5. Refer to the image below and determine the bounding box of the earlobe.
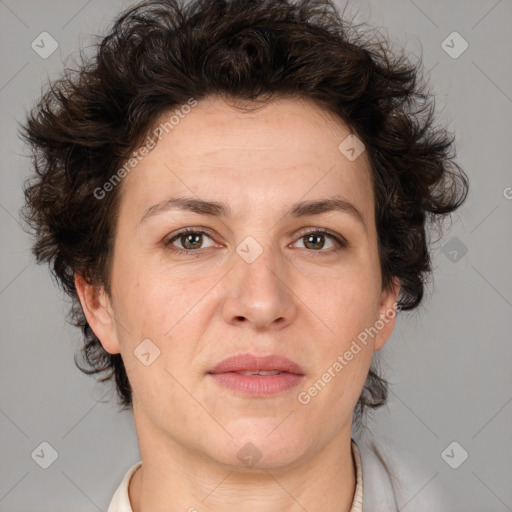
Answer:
[74,274,121,354]
[374,277,400,352]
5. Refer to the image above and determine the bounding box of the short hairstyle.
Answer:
[20,0,468,428]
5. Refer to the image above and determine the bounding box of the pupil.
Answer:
[183,233,202,249]
[305,233,324,250]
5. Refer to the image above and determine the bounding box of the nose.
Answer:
[221,242,297,331]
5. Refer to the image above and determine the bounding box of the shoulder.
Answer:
[353,433,449,512]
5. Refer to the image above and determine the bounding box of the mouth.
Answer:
[234,370,285,376]
[207,353,305,396]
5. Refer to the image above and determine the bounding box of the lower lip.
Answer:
[208,372,304,396]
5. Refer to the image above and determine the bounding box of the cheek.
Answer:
[313,268,382,337]
[112,267,200,414]
[111,261,213,381]
[112,259,181,337]
[299,269,380,399]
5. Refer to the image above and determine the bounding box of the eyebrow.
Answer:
[140,195,367,231]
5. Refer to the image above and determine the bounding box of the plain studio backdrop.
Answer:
[0,0,511,510]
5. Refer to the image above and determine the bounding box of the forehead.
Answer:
[117,95,374,221]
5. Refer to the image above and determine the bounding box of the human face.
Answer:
[91,95,397,470]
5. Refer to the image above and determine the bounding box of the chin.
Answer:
[209,423,310,472]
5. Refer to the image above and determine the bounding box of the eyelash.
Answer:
[164,227,348,256]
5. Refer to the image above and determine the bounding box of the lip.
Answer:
[207,353,305,397]
[209,353,305,375]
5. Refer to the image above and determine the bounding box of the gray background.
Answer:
[1,0,511,510]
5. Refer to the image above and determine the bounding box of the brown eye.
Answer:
[165,229,216,254]
[303,232,327,250]
[294,229,347,253]
[179,232,203,250]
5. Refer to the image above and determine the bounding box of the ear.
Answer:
[74,273,121,354]
[373,277,400,352]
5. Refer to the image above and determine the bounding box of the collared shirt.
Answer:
[107,440,364,512]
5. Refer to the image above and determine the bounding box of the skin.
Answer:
[76,95,399,512]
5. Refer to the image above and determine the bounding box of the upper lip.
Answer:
[208,353,305,375]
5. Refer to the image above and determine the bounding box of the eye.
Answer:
[292,229,347,254]
[164,228,217,254]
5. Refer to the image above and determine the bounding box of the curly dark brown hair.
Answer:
[20,0,468,429]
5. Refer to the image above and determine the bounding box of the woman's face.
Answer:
[90,96,397,469]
